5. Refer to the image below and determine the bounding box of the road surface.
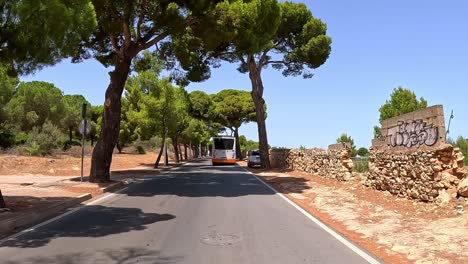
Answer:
[0,159,380,264]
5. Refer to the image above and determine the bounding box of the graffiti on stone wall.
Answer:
[388,119,438,148]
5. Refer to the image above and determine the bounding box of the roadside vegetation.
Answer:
[447,136,468,165]
[374,87,428,138]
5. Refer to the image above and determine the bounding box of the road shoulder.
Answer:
[240,162,468,264]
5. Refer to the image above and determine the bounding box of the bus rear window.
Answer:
[214,138,234,150]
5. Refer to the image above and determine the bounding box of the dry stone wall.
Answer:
[269,149,290,169]
[270,147,354,181]
[368,105,467,203]
[269,105,467,204]
[366,144,466,203]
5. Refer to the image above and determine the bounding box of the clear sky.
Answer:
[22,0,468,149]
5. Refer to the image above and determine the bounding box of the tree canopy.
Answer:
[212,0,332,168]
[211,89,259,159]
[379,87,428,121]
[357,147,369,157]
[0,0,96,75]
[336,133,357,157]
[188,91,214,121]
[7,81,65,131]
[61,95,90,142]
[0,65,18,123]
[78,0,250,181]
[211,89,257,130]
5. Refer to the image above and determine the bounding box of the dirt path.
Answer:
[242,163,468,264]
[0,151,158,177]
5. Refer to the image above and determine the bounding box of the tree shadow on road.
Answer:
[3,247,182,264]
[120,163,311,198]
[1,205,175,248]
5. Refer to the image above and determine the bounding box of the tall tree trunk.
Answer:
[234,126,242,160]
[154,136,165,168]
[69,127,73,144]
[0,190,6,208]
[184,144,188,160]
[89,57,131,182]
[172,137,180,163]
[179,144,184,161]
[248,56,270,169]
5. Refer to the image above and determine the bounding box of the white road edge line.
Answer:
[243,168,382,264]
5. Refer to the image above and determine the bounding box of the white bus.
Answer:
[211,136,236,165]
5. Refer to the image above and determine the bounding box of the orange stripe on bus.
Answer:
[212,158,236,164]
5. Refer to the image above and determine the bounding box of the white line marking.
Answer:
[242,167,382,264]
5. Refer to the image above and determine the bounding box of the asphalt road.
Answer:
[0,159,379,264]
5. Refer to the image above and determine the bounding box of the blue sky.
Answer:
[22,0,468,149]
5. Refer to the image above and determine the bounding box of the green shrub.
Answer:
[352,157,369,173]
[136,145,146,154]
[62,139,82,150]
[27,121,63,155]
[0,130,15,149]
[357,147,369,157]
[271,146,289,150]
[15,131,30,145]
[25,142,42,156]
[450,136,468,165]
[454,136,468,165]
[149,136,161,149]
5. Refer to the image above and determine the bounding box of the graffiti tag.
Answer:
[388,119,438,148]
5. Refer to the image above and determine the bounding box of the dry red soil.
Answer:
[0,148,158,177]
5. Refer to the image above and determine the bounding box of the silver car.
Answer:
[247,150,262,168]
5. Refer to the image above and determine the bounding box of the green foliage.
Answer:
[216,1,331,78]
[182,118,213,145]
[0,65,18,120]
[373,126,382,139]
[379,87,427,121]
[446,137,455,145]
[14,131,29,145]
[88,105,103,140]
[453,136,468,165]
[117,117,138,152]
[7,81,65,131]
[26,121,64,155]
[299,145,307,150]
[357,147,369,157]
[336,133,357,157]
[136,146,146,155]
[0,65,19,148]
[62,139,82,150]
[271,146,289,150]
[0,0,96,74]
[61,94,90,140]
[125,69,196,149]
[213,0,282,54]
[188,91,213,120]
[211,89,259,129]
[214,1,332,168]
[0,129,15,149]
[133,50,164,74]
[239,135,259,154]
[352,157,369,173]
[25,142,42,156]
